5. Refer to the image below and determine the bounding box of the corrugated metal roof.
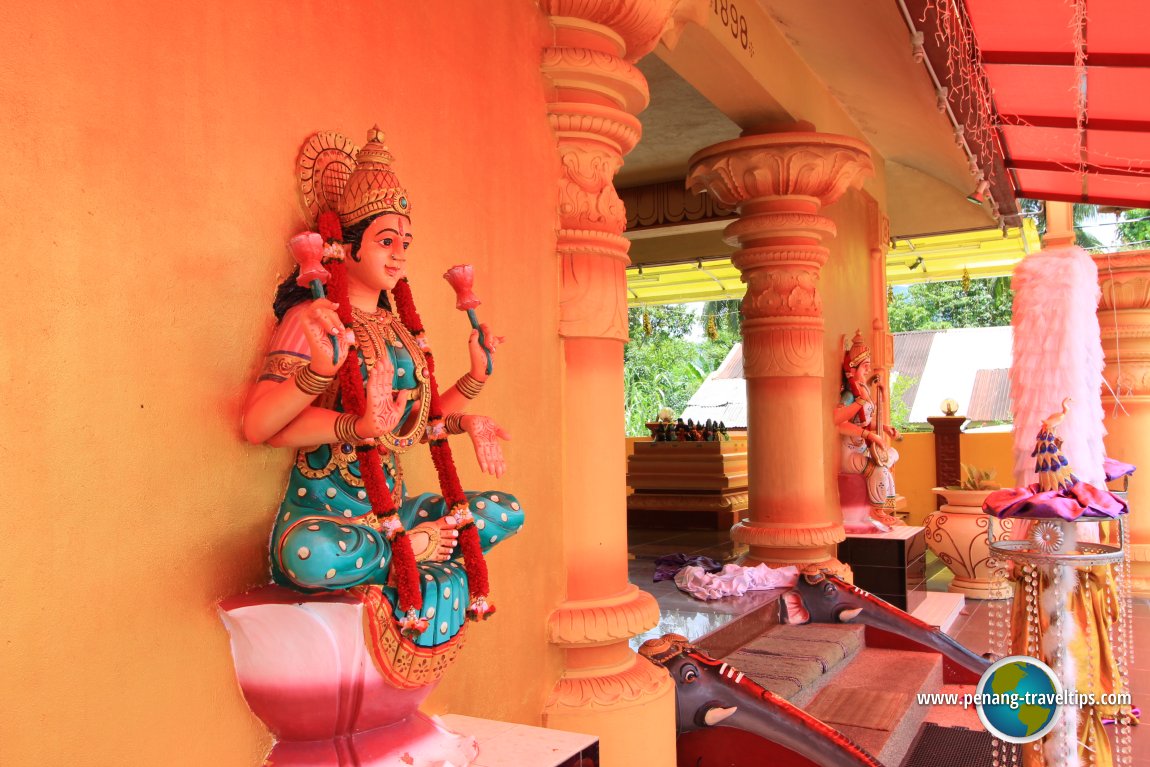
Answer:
[679,379,748,428]
[712,342,744,380]
[907,326,1013,422]
[891,330,943,412]
[679,345,747,427]
[967,368,1013,422]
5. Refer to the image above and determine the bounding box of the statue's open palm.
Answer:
[462,415,510,478]
[357,354,410,440]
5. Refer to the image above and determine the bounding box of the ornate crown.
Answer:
[297,126,412,231]
[844,330,871,370]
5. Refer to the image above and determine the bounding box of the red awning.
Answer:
[964,0,1150,207]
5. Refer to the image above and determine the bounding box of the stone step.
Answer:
[720,622,866,705]
[909,591,965,633]
[806,647,942,767]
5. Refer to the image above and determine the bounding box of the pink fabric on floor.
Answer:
[674,563,799,600]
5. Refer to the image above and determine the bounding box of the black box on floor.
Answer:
[838,526,927,613]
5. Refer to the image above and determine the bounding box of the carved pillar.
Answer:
[539,3,698,764]
[866,195,894,426]
[1094,251,1150,595]
[687,126,873,574]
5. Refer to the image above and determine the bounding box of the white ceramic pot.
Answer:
[923,488,1015,600]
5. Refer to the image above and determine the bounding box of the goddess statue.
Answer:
[833,331,900,531]
[240,126,523,667]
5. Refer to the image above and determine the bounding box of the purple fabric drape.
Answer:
[983,481,1128,520]
[653,553,723,582]
[1103,457,1137,482]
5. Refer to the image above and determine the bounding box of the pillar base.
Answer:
[731,519,851,578]
[731,518,847,571]
[736,550,852,579]
[543,654,676,766]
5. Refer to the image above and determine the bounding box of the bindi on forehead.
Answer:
[369,215,413,239]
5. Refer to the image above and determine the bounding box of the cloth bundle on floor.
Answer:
[674,562,799,601]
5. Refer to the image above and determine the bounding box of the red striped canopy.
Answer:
[964,0,1150,206]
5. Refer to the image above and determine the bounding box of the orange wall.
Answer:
[895,430,1016,525]
[0,3,563,765]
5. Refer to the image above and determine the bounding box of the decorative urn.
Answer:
[923,487,1014,600]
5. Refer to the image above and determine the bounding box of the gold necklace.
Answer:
[348,306,431,454]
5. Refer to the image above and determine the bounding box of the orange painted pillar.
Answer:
[868,200,894,426]
[688,126,873,574]
[539,3,691,764]
[1095,250,1150,596]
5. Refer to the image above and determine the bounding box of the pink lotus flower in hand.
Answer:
[443,264,481,311]
[289,231,330,287]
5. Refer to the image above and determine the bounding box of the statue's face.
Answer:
[848,357,871,384]
[349,213,412,292]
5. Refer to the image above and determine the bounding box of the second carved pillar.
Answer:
[688,125,873,574]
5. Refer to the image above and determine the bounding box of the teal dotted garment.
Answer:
[269,323,523,648]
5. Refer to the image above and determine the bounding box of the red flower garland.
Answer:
[326,259,422,615]
[306,232,494,631]
[318,211,343,243]
[393,279,492,609]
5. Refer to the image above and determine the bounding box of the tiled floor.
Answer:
[628,526,1150,766]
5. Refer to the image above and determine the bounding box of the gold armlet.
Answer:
[334,412,363,444]
[455,373,485,399]
[444,413,466,435]
[295,366,336,396]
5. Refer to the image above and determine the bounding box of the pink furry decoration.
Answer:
[1010,245,1106,487]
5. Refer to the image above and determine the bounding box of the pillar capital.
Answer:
[686,129,874,211]
[542,4,688,341]
[540,0,705,61]
[1094,251,1150,403]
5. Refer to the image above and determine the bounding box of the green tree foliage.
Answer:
[1073,204,1104,249]
[1116,208,1150,248]
[624,301,741,436]
[1018,198,1108,249]
[889,374,917,433]
[887,277,1013,332]
[627,303,696,339]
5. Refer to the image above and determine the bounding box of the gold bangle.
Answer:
[295,365,335,396]
[334,412,362,444]
[455,372,484,399]
[444,413,466,435]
